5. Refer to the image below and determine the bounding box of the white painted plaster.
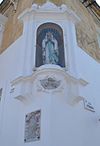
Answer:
[0,2,100,146]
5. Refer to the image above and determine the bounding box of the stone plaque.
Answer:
[24,110,41,142]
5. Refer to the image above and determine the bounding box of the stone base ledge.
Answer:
[11,65,88,104]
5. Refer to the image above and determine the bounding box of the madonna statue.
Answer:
[42,32,59,65]
[36,23,65,67]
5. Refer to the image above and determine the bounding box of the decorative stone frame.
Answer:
[18,1,80,77]
[11,2,88,105]
[24,110,41,143]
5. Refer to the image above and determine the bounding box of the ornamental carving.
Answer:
[40,77,61,90]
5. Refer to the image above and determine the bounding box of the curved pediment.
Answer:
[18,1,80,25]
[32,1,67,13]
[33,0,64,6]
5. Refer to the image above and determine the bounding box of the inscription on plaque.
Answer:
[24,110,41,142]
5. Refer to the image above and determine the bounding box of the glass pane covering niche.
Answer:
[36,22,65,67]
[24,110,41,143]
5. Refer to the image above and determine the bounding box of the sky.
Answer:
[96,0,100,6]
[0,0,100,5]
[0,0,3,3]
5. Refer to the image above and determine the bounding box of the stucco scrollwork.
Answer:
[40,77,61,90]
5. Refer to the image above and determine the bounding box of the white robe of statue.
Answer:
[42,32,59,64]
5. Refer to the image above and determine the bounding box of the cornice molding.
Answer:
[18,1,80,24]
[0,0,10,13]
[0,0,19,13]
[11,65,88,104]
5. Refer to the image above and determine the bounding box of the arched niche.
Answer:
[36,22,65,67]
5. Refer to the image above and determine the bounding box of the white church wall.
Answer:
[50,95,90,146]
[17,94,53,146]
[0,36,24,81]
[1,38,100,146]
[0,31,100,146]
[0,84,23,146]
[0,36,26,146]
[75,46,100,112]
[0,2,100,146]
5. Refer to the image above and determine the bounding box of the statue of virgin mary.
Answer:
[42,32,59,65]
